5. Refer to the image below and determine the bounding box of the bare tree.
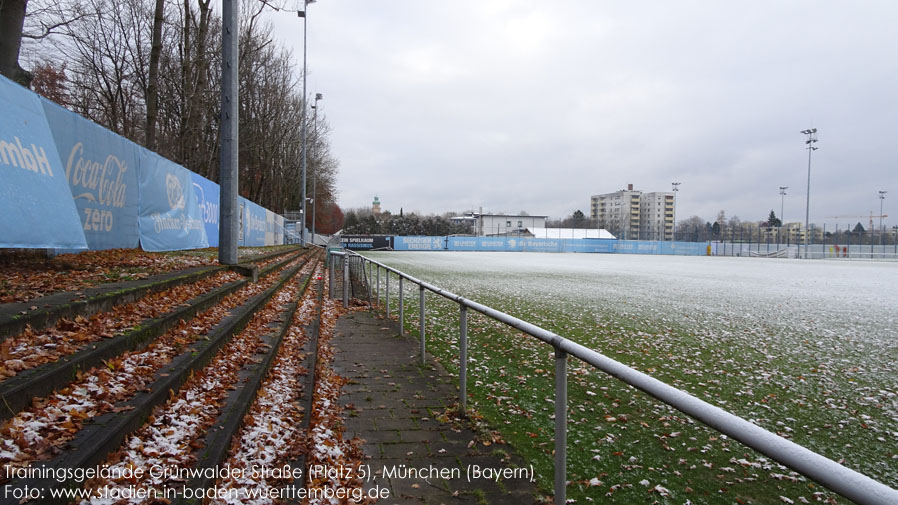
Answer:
[0,0,32,85]
[145,0,165,149]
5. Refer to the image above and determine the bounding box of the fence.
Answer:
[341,235,710,255]
[0,73,285,252]
[327,248,898,505]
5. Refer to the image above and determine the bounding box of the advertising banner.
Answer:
[341,235,393,250]
[241,198,267,247]
[275,214,285,245]
[265,210,285,246]
[0,75,87,249]
[387,236,704,255]
[41,98,140,250]
[393,236,446,251]
[138,150,208,251]
[190,173,220,248]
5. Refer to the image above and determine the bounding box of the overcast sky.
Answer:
[265,0,897,228]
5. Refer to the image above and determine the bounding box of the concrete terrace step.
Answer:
[0,249,309,421]
[0,258,310,505]
[0,245,305,340]
[331,311,541,504]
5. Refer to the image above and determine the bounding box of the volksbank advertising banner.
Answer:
[240,198,268,247]
[190,173,220,247]
[138,151,208,251]
[613,240,707,255]
[41,98,140,250]
[0,75,87,249]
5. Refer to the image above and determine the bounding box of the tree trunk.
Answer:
[0,0,32,86]
[145,0,165,150]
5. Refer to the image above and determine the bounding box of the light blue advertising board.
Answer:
[390,236,704,255]
[138,150,208,251]
[240,198,267,247]
[190,173,220,248]
[40,98,140,250]
[393,236,447,251]
[0,75,87,249]
[265,210,284,246]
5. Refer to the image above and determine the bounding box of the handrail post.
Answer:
[328,251,335,299]
[554,347,567,505]
[459,304,468,413]
[398,277,404,335]
[365,258,372,303]
[419,285,426,364]
[385,271,390,317]
[376,265,381,306]
[342,255,349,308]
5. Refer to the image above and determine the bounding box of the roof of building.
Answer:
[472,214,549,219]
[527,227,616,239]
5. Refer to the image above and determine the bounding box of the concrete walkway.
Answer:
[332,311,541,504]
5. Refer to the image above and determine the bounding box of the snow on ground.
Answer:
[366,252,898,489]
[369,252,897,345]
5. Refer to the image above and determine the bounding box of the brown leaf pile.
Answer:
[0,248,218,304]
[0,271,241,380]
[80,257,321,501]
[0,256,307,471]
[303,293,373,504]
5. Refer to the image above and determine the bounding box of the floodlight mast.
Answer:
[801,128,818,258]
[671,182,681,241]
[218,0,239,265]
[779,186,788,244]
[298,0,315,246]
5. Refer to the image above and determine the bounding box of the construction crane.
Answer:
[825,212,888,232]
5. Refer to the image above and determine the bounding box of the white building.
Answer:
[527,228,616,239]
[450,213,548,236]
[590,184,674,240]
[639,191,675,240]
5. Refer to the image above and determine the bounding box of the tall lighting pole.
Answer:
[801,128,818,258]
[671,182,681,241]
[879,190,887,247]
[218,0,239,265]
[311,92,323,245]
[299,0,315,246]
[779,186,788,244]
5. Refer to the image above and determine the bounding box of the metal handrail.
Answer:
[329,249,898,505]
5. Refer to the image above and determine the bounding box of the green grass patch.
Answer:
[365,253,897,504]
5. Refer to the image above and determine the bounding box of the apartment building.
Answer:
[590,184,674,240]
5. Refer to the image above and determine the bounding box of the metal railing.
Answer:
[327,249,898,505]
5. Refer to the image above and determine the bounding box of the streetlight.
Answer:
[779,186,788,245]
[311,92,323,245]
[801,128,818,257]
[299,0,316,246]
[671,182,681,241]
[879,190,887,247]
